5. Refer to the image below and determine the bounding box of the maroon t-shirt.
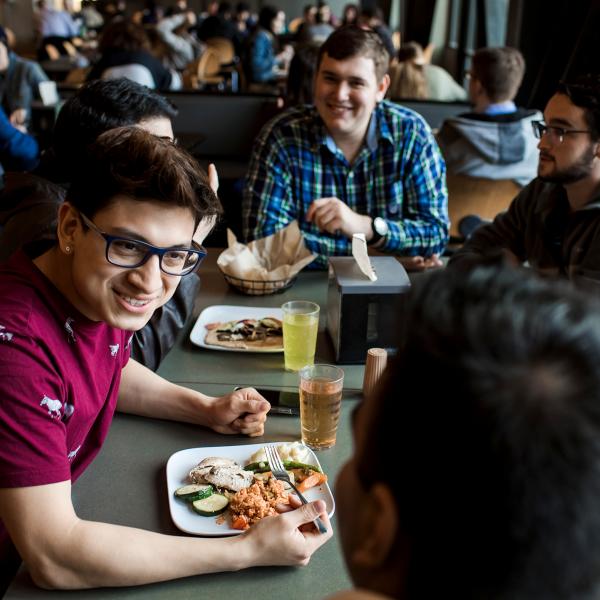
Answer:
[0,251,131,553]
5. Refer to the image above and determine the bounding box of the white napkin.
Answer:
[352,234,377,281]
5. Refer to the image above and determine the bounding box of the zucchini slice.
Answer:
[192,493,230,516]
[174,484,213,502]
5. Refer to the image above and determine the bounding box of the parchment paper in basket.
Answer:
[217,221,316,281]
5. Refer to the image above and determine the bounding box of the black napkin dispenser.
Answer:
[326,256,411,364]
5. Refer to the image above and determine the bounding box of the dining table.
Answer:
[4,250,365,600]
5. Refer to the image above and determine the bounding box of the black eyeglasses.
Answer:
[79,212,206,276]
[531,120,592,144]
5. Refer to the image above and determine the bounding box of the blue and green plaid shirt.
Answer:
[243,101,449,269]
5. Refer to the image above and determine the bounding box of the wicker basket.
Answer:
[220,269,297,296]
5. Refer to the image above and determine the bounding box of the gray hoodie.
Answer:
[437,108,542,187]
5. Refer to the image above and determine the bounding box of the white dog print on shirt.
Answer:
[109,343,120,357]
[40,395,62,419]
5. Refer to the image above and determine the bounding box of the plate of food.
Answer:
[166,441,334,536]
[189,305,284,352]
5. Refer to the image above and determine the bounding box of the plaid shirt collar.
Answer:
[310,102,395,158]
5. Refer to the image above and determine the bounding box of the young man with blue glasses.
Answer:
[0,128,331,591]
[450,74,600,283]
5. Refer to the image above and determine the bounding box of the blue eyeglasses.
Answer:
[79,212,206,276]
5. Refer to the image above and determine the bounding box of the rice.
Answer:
[229,477,288,527]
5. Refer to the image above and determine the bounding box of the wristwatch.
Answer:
[368,217,389,246]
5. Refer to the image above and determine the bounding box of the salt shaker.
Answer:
[362,347,388,398]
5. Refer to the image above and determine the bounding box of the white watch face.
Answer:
[374,217,389,236]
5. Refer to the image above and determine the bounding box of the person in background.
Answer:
[0,26,49,131]
[293,4,317,40]
[80,0,105,35]
[246,5,293,86]
[232,2,253,41]
[87,19,180,90]
[196,1,238,45]
[0,106,39,179]
[388,41,467,102]
[285,42,320,106]
[37,0,80,47]
[0,78,205,371]
[437,46,540,186]
[244,26,448,271]
[328,261,600,600]
[297,3,334,44]
[0,127,331,592]
[156,9,204,71]
[341,3,359,27]
[449,74,600,284]
[358,7,395,59]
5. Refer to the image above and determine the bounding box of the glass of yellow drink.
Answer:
[281,301,320,372]
[299,364,344,450]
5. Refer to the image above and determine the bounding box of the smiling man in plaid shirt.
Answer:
[243,26,449,270]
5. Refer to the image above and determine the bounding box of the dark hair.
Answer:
[52,78,177,176]
[557,74,600,141]
[286,42,320,106]
[258,5,279,32]
[317,26,389,82]
[67,127,222,227]
[99,19,151,53]
[341,3,358,26]
[471,46,525,102]
[357,264,600,598]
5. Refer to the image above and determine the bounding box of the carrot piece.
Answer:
[296,471,328,493]
[231,515,249,530]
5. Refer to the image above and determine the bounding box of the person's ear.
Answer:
[377,73,390,101]
[351,482,399,568]
[56,202,82,255]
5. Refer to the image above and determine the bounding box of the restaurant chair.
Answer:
[446,173,520,244]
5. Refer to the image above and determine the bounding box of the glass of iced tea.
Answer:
[281,301,320,372]
[299,364,344,450]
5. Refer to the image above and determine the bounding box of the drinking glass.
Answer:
[299,364,344,450]
[281,301,319,372]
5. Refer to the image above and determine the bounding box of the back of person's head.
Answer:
[318,25,389,82]
[257,5,278,32]
[388,41,427,100]
[358,6,383,25]
[286,42,320,106]
[52,78,177,175]
[471,46,525,102]
[99,18,151,53]
[218,1,232,16]
[396,41,424,64]
[66,127,222,226]
[557,74,600,141]
[355,263,600,598]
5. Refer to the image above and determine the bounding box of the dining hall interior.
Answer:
[1,0,600,599]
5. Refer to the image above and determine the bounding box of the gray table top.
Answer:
[156,252,366,391]
[6,252,361,599]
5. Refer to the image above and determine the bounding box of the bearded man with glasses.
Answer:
[450,74,600,284]
[0,128,332,592]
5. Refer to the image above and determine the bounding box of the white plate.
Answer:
[166,443,335,536]
[189,305,284,352]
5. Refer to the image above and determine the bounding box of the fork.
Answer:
[264,445,328,534]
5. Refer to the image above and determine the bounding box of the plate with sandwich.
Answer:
[189,305,284,352]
